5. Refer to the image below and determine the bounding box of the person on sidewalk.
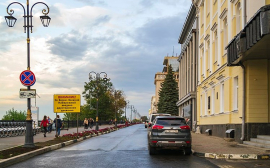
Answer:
[54,115,62,137]
[47,116,53,133]
[83,118,88,130]
[40,115,49,137]
[89,118,94,129]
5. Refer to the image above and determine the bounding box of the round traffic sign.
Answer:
[20,70,36,86]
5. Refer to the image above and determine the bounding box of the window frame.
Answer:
[233,76,239,111]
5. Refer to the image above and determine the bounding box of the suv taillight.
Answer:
[180,125,190,130]
[152,125,164,129]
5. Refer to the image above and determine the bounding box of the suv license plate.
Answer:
[165,130,178,133]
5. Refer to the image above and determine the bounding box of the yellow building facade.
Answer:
[192,0,270,142]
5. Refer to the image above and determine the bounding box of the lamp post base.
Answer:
[95,122,99,131]
[24,120,35,148]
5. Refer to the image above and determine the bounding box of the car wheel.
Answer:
[148,144,157,155]
[184,147,192,155]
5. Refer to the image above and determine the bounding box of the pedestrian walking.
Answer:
[40,115,49,137]
[47,116,53,133]
[89,118,94,129]
[83,118,88,130]
[54,115,62,137]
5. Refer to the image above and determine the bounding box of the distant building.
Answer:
[150,96,156,114]
[177,4,198,132]
[152,56,179,115]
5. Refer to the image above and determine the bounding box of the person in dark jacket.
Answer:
[54,115,62,137]
[89,118,94,129]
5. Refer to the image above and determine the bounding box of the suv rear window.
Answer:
[156,118,186,126]
[151,115,170,122]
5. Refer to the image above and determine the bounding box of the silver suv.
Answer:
[148,116,192,155]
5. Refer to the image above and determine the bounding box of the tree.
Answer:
[108,89,126,121]
[68,78,127,122]
[157,65,179,115]
[141,116,148,122]
[2,108,26,120]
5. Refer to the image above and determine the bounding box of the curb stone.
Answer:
[193,151,270,160]
[0,127,124,168]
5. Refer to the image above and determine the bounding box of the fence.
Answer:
[0,120,41,138]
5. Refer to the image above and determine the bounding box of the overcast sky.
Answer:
[0,0,191,120]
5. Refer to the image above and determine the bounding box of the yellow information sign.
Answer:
[54,94,81,113]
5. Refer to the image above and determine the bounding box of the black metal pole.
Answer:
[89,71,107,130]
[24,0,34,148]
[131,106,133,122]
[125,106,126,121]
[96,96,99,131]
[114,91,117,128]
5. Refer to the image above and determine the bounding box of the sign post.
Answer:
[20,88,36,98]
[19,70,36,147]
[53,94,81,138]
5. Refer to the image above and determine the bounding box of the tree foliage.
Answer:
[157,65,179,115]
[63,78,127,121]
[2,108,26,120]
[141,116,148,122]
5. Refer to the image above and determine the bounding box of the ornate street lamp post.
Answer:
[124,100,129,121]
[129,105,134,122]
[5,0,50,147]
[89,71,107,131]
[111,89,118,128]
[134,108,137,120]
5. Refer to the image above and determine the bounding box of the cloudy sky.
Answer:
[0,0,191,120]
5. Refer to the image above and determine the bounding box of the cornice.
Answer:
[199,0,205,7]
[216,74,225,81]
[176,92,196,106]
[211,22,218,31]
[204,34,210,41]
[178,5,197,44]
[219,8,228,19]
[199,42,204,48]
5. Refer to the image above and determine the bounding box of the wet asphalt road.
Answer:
[9,124,219,168]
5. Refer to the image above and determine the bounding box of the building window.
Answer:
[205,92,208,115]
[207,41,210,70]
[236,2,241,34]
[208,96,210,109]
[214,30,218,62]
[207,0,210,15]
[212,88,215,114]
[223,17,228,53]
[201,48,205,75]
[233,76,238,110]
[220,83,224,112]
[201,6,204,26]
[200,95,203,116]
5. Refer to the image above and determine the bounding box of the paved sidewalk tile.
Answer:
[192,132,270,155]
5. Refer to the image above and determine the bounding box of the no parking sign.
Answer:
[20,70,36,87]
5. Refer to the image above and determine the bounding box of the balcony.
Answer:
[226,5,270,66]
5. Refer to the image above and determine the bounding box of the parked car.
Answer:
[145,120,149,128]
[148,113,171,128]
[148,116,192,155]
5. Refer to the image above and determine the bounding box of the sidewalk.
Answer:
[192,132,270,159]
[0,125,112,151]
